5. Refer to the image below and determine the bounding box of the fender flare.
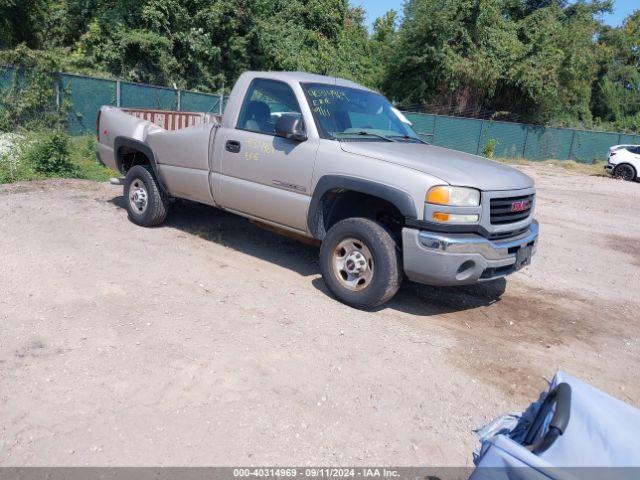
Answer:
[113,137,167,191]
[307,175,417,239]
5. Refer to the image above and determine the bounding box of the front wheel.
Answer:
[320,218,402,309]
[124,165,168,227]
[613,163,636,182]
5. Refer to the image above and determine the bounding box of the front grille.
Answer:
[490,194,534,225]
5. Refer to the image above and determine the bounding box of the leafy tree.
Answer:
[0,45,66,131]
[384,0,521,116]
[369,10,398,91]
[591,11,640,131]
[384,0,620,128]
[0,0,51,49]
[506,1,610,125]
[0,0,638,133]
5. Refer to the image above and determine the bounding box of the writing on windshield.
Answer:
[307,88,348,118]
[302,83,419,142]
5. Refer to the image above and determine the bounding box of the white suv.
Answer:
[605,145,639,182]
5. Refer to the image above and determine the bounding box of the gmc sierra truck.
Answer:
[97,71,538,308]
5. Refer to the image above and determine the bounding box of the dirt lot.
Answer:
[1,165,639,466]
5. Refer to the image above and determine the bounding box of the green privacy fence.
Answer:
[404,112,640,163]
[60,74,117,134]
[1,67,224,135]
[1,66,638,161]
[61,74,223,135]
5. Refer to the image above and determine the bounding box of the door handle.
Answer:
[225,140,241,153]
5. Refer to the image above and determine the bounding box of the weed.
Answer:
[0,130,115,184]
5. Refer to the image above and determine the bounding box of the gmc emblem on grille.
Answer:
[511,200,530,212]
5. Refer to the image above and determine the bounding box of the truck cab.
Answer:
[97,71,538,308]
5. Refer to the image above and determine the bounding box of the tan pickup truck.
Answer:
[97,71,538,308]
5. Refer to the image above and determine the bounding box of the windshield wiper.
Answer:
[388,134,426,144]
[335,131,395,142]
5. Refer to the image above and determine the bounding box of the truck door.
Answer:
[218,78,318,232]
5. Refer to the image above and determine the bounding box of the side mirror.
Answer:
[275,113,307,142]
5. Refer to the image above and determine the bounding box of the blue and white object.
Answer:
[471,371,640,480]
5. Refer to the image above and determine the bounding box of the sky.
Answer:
[355,0,639,30]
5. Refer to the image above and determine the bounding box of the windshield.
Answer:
[301,83,421,142]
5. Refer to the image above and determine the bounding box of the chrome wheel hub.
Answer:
[129,179,148,214]
[332,238,374,291]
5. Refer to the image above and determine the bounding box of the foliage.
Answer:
[591,11,640,133]
[69,134,115,181]
[0,45,68,131]
[0,133,33,183]
[0,0,639,133]
[22,129,77,176]
[385,0,616,127]
[483,138,499,158]
[0,0,51,49]
[0,130,114,183]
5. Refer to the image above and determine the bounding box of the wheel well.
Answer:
[314,189,405,241]
[118,146,151,175]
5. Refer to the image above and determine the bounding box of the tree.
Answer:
[591,10,640,131]
[506,1,610,125]
[0,0,51,49]
[384,0,521,116]
[0,0,638,132]
[369,10,398,91]
[384,0,617,127]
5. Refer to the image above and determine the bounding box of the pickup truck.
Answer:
[97,71,538,308]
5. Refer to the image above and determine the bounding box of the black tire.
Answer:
[320,217,402,309]
[124,165,168,227]
[613,163,636,182]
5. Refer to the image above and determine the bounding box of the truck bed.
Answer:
[121,108,221,131]
[96,106,221,180]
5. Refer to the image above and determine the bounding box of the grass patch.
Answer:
[0,130,116,184]
[69,135,116,181]
[495,157,607,176]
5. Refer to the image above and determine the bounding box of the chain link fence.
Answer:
[2,66,638,162]
[1,67,224,135]
[404,112,639,163]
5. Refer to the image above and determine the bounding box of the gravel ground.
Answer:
[1,165,639,466]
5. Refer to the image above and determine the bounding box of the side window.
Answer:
[236,79,302,135]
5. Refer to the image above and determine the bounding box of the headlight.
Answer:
[426,186,480,207]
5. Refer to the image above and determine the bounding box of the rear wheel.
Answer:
[320,217,402,309]
[613,163,636,182]
[124,165,168,226]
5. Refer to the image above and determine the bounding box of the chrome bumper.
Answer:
[402,221,539,286]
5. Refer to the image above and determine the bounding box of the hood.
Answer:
[339,141,534,191]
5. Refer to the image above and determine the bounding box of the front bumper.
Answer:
[402,221,539,286]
